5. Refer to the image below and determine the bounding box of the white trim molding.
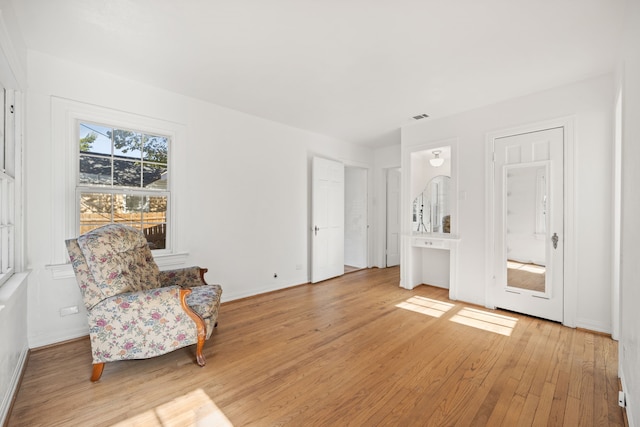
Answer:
[50,97,187,265]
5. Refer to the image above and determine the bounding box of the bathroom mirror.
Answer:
[412,175,451,234]
[505,163,548,293]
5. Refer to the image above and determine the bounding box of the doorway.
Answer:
[344,166,368,273]
[311,157,370,282]
[490,127,564,322]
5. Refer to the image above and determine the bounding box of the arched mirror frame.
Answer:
[412,175,452,234]
[406,141,458,238]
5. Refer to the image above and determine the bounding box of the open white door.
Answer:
[492,127,564,322]
[312,157,344,283]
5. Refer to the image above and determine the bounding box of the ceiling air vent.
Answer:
[412,114,429,120]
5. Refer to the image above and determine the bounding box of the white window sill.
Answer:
[0,272,30,303]
[46,252,190,280]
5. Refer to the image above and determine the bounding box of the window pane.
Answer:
[79,154,112,185]
[143,163,168,189]
[143,196,167,222]
[77,120,170,251]
[143,134,168,163]
[113,159,142,188]
[112,129,142,160]
[143,196,166,249]
[143,223,166,249]
[79,123,112,156]
[80,192,113,234]
[1,227,8,273]
[120,194,146,214]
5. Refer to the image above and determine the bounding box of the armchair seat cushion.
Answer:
[187,284,223,320]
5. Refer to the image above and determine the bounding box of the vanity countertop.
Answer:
[410,233,460,241]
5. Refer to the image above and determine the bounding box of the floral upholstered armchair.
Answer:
[66,224,222,381]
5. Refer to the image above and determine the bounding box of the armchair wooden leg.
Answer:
[195,335,206,367]
[91,363,105,382]
[180,289,207,367]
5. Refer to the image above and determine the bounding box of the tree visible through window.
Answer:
[77,122,169,249]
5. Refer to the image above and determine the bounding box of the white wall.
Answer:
[0,0,26,86]
[619,0,640,424]
[402,74,615,333]
[410,147,451,201]
[24,50,374,348]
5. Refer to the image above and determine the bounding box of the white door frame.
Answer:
[385,167,401,267]
[611,89,622,341]
[485,116,577,327]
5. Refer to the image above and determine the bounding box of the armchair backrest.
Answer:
[66,238,106,311]
[66,224,162,309]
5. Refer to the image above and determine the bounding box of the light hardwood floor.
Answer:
[8,267,626,426]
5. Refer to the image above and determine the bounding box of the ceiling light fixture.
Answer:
[430,150,444,167]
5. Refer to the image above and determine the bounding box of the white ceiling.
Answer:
[10,0,626,147]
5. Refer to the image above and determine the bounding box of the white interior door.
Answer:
[386,168,401,267]
[312,157,344,283]
[493,127,564,322]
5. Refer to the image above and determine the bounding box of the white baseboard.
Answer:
[575,317,611,335]
[620,373,635,427]
[0,344,28,426]
[223,279,308,302]
[28,327,89,349]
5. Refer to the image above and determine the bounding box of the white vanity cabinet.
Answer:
[406,234,460,299]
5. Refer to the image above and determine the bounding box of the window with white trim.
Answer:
[77,121,169,249]
[50,98,183,267]
[0,87,16,286]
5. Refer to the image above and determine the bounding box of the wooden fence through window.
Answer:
[80,213,166,249]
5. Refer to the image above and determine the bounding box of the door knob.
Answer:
[314,226,319,236]
[552,232,559,249]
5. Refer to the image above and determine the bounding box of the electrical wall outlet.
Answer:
[60,306,79,317]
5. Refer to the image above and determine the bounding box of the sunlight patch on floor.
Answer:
[111,388,233,427]
[395,296,455,318]
[449,307,518,336]
[507,260,545,274]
